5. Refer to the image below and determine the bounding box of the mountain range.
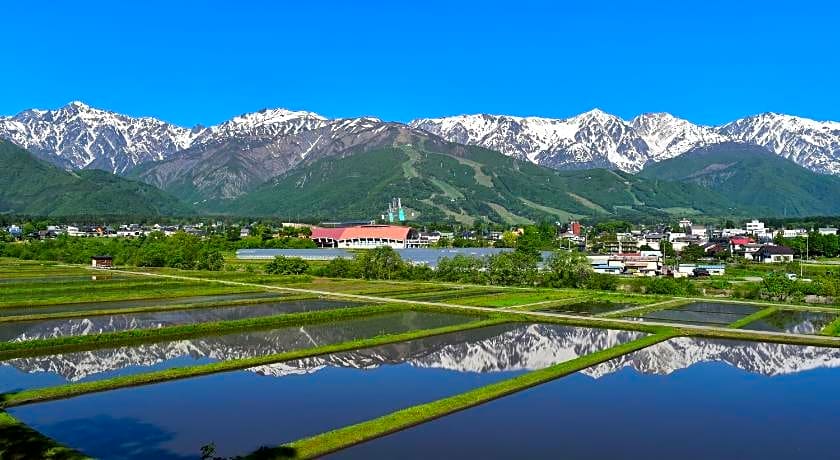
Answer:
[2,101,840,219]
[7,322,839,383]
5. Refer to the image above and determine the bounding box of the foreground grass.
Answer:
[0,282,256,308]
[0,293,315,324]
[277,331,678,459]
[728,307,778,329]
[0,304,405,360]
[0,412,88,459]
[0,316,506,408]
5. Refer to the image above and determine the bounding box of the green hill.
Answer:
[224,144,745,223]
[639,142,840,217]
[0,140,191,216]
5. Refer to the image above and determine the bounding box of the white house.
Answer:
[818,227,838,236]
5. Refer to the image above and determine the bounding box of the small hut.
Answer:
[91,255,114,269]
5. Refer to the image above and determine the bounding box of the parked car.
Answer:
[692,268,710,278]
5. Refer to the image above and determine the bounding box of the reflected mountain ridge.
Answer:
[6,324,840,383]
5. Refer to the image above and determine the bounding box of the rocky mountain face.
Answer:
[7,322,840,383]
[720,112,840,175]
[0,101,197,173]
[2,102,840,201]
[131,114,447,201]
[412,111,840,174]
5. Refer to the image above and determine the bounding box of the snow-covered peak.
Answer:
[0,101,199,173]
[412,110,650,171]
[194,107,328,143]
[720,113,840,175]
[632,112,729,161]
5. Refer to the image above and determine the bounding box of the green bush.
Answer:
[265,256,309,275]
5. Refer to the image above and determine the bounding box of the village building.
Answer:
[310,225,427,249]
[755,245,795,264]
[91,255,114,269]
[818,227,839,236]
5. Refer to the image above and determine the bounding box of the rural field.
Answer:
[2,258,840,459]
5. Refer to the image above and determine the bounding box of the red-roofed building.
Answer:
[310,225,424,249]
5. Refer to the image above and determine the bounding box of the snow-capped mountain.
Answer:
[8,322,840,383]
[631,112,729,161]
[0,101,198,173]
[720,113,840,175]
[411,109,651,172]
[412,110,840,175]
[3,101,840,187]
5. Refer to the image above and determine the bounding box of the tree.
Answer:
[436,255,486,284]
[544,250,592,288]
[265,255,309,275]
[355,247,405,280]
[487,252,538,286]
[496,231,518,248]
[660,240,676,258]
[196,249,224,271]
[680,244,705,262]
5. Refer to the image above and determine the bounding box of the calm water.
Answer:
[0,299,362,341]
[9,323,643,459]
[0,311,477,393]
[237,248,556,267]
[0,292,284,317]
[538,300,632,316]
[334,337,840,459]
[741,309,838,334]
[638,301,760,326]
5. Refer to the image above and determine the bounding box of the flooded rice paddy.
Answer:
[636,301,760,326]
[8,323,644,459]
[335,337,840,459]
[0,310,477,393]
[537,300,633,316]
[0,299,364,341]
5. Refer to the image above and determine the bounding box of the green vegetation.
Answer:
[278,331,678,459]
[727,307,779,329]
[0,140,189,217]
[1,316,504,408]
[265,256,309,275]
[226,145,744,223]
[0,412,88,459]
[640,142,840,217]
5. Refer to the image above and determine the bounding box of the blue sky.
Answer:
[2,1,837,127]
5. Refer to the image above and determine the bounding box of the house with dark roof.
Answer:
[755,245,795,264]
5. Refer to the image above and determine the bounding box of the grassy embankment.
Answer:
[0,293,319,324]
[727,307,779,329]
[0,315,505,408]
[276,331,678,459]
[0,412,88,459]
[0,280,258,308]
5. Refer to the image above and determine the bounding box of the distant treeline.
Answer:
[0,232,315,270]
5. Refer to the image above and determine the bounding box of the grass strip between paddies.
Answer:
[0,293,318,324]
[0,317,507,408]
[728,307,778,329]
[278,331,679,459]
[0,304,410,360]
[820,315,840,336]
[0,411,89,459]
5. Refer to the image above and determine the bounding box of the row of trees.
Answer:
[301,246,618,289]
[774,233,840,258]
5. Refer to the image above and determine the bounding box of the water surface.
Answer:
[740,309,837,334]
[9,323,643,459]
[538,300,632,316]
[0,299,361,341]
[0,311,476,393]
[334,337,840,459]
[638,301,760,326]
